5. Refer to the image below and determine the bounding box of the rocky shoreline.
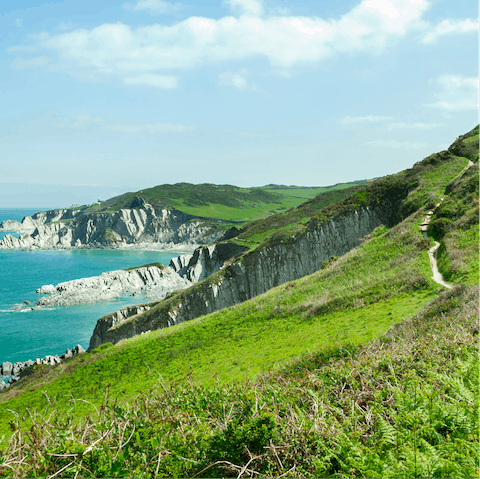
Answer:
[5,243,247,309]
[34,264,192,307]
[0,200,225,251]
[0,344,85,391]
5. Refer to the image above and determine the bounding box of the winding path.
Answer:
[419,160,474,289]
[419,202,452,289]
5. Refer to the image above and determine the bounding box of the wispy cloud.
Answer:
[427,75,478,111]
[387,122,444,130]
[15,19,23,28]
[339,115,392,124]
[367,140,428,149]
[8,0,430,88]
[224,0,264,17]
[123,74,178,89]
[218,69,260,92]
[57,114,194,134]
[104,122,195,133]
[11,56,50,70]
[123,0,183,15]
[422,18,478,44]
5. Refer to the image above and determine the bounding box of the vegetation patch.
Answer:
[123,263,165,272]
[0,286,477,478]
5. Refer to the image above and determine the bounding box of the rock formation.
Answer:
[0,203,225,250]
[35,265,191,307]
[0,345,85,390]
[88,206,394,350]
[33,243,248,307]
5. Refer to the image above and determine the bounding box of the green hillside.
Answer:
[0,127,478,478]
[81,182,367,222]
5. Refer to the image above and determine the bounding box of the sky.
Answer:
[0,0,478,208]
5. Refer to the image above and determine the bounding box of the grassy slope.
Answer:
[2,286,476,478]
[0,128,477,477]
[222,145,471,253]
[81,182,367,222]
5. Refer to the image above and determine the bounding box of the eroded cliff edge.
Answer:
[88,204,396,350]
[34,242,248,307]
[0,201,224,250]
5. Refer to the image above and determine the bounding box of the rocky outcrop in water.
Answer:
[88,206,394,350]
[35,265,192,307]
[0,345,85,390]
[33,243,248,308]
[0,202,225,250]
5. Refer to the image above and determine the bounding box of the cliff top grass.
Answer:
[0,207,441,429]
[123,262,165,271]
[1,285,477,478]
[80,182,368,222]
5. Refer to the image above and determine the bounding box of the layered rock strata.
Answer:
[34,243,248,308]
[35,265,191,307]
[88,206,393,350]
[0,203,224,250]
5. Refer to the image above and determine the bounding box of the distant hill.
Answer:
[81,181,369,222]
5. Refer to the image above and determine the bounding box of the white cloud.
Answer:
[9,0,430,87]
[15,19,23,28]
[56,114,193,133]
[123,0,181,15]
[11,56,50,70]
[427,75,478,111]
[123,74,178,89]
[104,122,194,133]
[422,18,478,44]
[367,140,428,149]
[219,69,259,91]
[387,122,444,130]
[225,0,264,17]
[340,115,392,124]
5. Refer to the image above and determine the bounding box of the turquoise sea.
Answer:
[0,209,181,367]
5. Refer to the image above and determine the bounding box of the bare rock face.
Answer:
[0,345,86,390]
[0,203,224,250]
[88,207,391,349]
[87,242,249,351]
[35,265,192,307]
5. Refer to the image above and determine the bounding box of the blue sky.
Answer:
[0,0,477,207]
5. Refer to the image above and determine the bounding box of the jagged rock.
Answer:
[61,349,73,360]
[72,344,85,355]
[35,265,193,307]
[0,362,13,376]
[0,205,225,250]
[21,301,31,306]
[36,285,55,294]
[89,206,396,349]
[0,381,8,390]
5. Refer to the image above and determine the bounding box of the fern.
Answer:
[377,417,396,446]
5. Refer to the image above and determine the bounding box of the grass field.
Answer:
[80,182,368,222]
[0,127,477,478]
[0,208,444,438]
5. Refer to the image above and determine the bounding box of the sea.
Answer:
[0,208,182,370]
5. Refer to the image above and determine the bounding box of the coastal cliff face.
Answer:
[34,243,248,308]
[0,204,223,250]
[35,265,192,307]
[88,206,390,350]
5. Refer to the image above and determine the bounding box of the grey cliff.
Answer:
[88,206,392,350]
[0,203,224,250]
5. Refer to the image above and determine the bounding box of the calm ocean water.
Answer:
[0,209,181,366]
